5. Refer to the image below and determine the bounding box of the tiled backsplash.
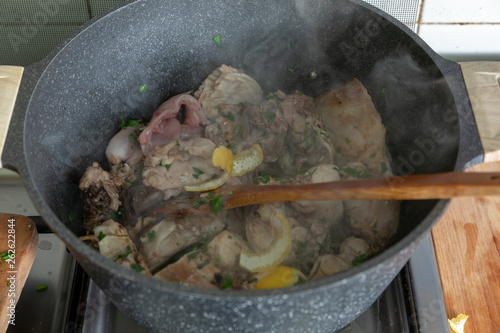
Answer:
[417,0,500,61]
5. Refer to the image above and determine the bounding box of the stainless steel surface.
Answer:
[6,234,77,333]
[408,235,450,332]
[82,269,414,333]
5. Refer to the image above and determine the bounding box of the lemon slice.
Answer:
[185,145,263,192]
[212,145,233,174]
[254,266,307,290]
[185,146,233,192]
[232,144,263,176]
[239,212,292,273]
[448,314,469,333]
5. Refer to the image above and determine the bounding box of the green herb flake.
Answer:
[1,250,12,262]
[196,259,210,270]
[342,166,371,179]
[97,231,106,241]
[222,111,235,122]
[295,241,308,256]
[213,34,222,44]
[193,197,209,208]
[370,153,376,158]
[210,195,224,216]
[139,84,148,93]
[252,174,271,185]
[265,80,272,87]
[192,167,204,179]
[165,163,172,171]
[221,276,233,289]
[128,133,138,145]
[380,161,388,174]
[68,214,74,223]
[247,278,258,284]
[147,230,156,243]
[36,284,48,292]
[109,208,124,221]
[120,117,144,130]
[115,246,132,261]
[288,68,295,73]
[352,254,367,266]
[262,108,276,122]
[381,88,386,95]
[131,264,145,272]
[345,137,351,143]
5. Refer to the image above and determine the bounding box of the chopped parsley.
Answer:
[213,34,222,44]
[220,111,235,121]
[128,133,139,145]
[36,284,48,292]
[380,161,388,174]
[345,137,351,143]
[115,246,132,261]
[131,264,145,272]
[262,108,276,122]
[352,254,367,266]
[165,163,172,171]
[109,208,124,221]
[342,166,371,179]
[1,250,13,262]
[192,167,204,179]
[381,88,386,95]
[221,276,233,289]
[252,173,271,185]
[147,230,156,243]
[295,241,308,256]
[68,214,74,223]
[139,84,148,93]
[209,194,224,216]
[120,117,143,130]
[97,231,106,241]
[193,196,209,208]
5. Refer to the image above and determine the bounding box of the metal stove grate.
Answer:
[363,0,422,31]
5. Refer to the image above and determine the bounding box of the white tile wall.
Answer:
[417,0,500,61]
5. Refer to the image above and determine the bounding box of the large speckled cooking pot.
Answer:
[1,0,499,331]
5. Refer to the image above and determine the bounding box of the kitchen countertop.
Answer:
[431,161,500,333]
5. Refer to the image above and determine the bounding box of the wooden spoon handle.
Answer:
[221,172,500,209]
[153,172,500,216]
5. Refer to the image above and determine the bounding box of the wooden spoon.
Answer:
[152,172,500,216]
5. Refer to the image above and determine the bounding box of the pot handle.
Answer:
[461,62,500,163]
[0,66,24,169]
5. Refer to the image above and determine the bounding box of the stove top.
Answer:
[0,170,449,332]
[4,216,448,333]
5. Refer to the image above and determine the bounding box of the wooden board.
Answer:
[432,161,500,333]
